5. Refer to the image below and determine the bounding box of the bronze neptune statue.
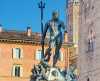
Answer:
[41,11,67,66]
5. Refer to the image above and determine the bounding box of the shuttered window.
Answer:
[12,48,23,59]
[36,49,43,60]
[12,65,23,77]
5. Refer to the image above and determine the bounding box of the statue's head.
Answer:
[52,11,59,20]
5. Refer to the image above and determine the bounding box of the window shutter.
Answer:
[21,49,23,58]
[61,52,63,61]
[12,48,16,59]
[12,66,15,76]
[60,51,63,61]
[36,51,39,60]
[20,66,23,77]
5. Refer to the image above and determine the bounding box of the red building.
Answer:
[0,26,75,81]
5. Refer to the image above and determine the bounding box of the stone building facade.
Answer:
[78,0,100,81]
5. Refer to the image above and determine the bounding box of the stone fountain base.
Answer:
[30,57,78,81]
[30,59,67,81]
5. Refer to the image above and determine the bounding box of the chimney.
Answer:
[64,32,68,43]
[27,27,32,37]
[0,24,3,33]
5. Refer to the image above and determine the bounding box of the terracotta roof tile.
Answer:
[0,30,44,44]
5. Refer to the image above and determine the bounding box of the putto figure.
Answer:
[42,11,67,66]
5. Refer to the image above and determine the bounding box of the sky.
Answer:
[0,0,67,32]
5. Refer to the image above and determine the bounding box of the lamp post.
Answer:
[38,0,45,57]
